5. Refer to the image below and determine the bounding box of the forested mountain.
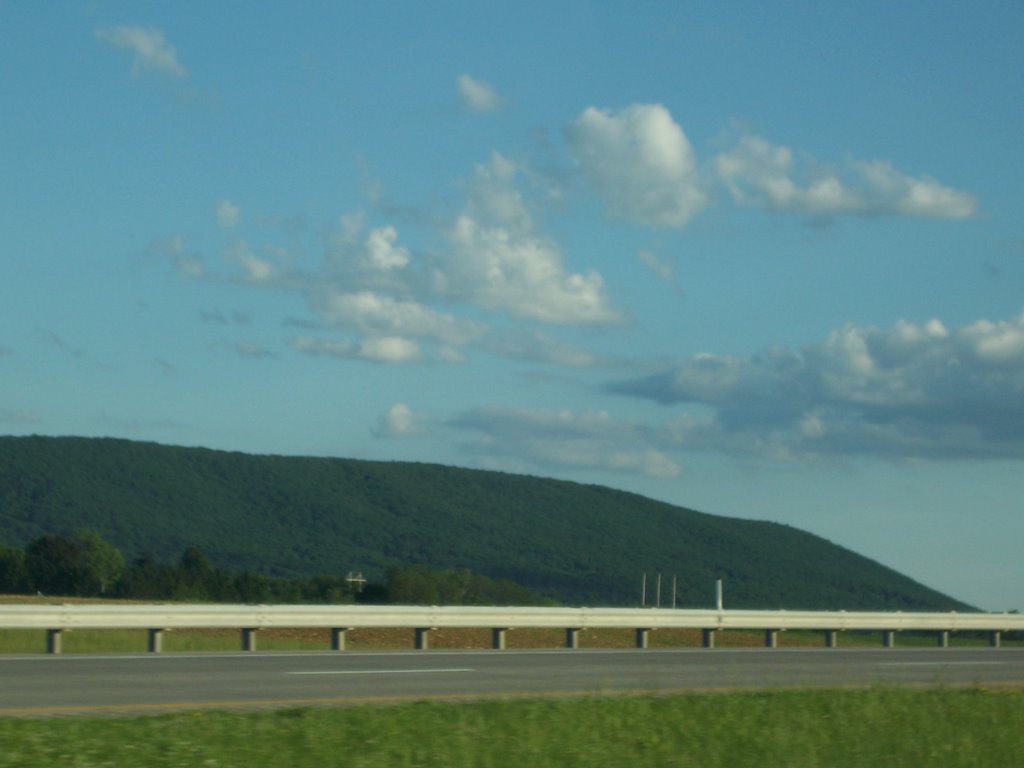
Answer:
[0,435,971,610]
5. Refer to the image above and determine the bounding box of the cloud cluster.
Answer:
[151,80,989,478]
[95,26,187,78]
[481,330,598,368]
[715,136,978,220]
[174,151,621,366]
[451,406,680,478]
[291,334,425,364]
[437,153,620,325]
[166,92,977,374]
[567,104,976,226]
[611,313,1024,460]
[567,104,707,227]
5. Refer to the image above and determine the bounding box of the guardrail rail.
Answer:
[1,604,1022,653]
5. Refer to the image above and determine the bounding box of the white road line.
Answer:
[287,668,475,676]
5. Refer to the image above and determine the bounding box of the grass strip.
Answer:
[1,687,1023,767]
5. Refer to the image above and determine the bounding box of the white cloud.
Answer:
[234,341,274,359]
[224,241,277,283]
[217,200,240,229]
[611,312,1024,460]
[364,226,410,271]
[437,154,621,325]
[289,336,355,358]
[638,249,674,282]
[310,289,485,347]
[961,316,1024,362]
[0,409,40,425]
[451,406,680,478]
[483,330,598,367]
[374,403,429,437]
[360,336,422,363]
[150,234,205,277]
[175,256,204,278]
[290,334,422,364]
[566,104,707,227]
[456,74,504,112]
[95,25,187,78]
[715,135,977,220]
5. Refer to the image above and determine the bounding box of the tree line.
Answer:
[0,531,549,606]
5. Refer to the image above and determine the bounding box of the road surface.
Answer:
[2,647,1022,716]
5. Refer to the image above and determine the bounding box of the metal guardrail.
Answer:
[1,604,1021,653]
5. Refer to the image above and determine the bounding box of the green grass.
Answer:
[1,688,1022,767]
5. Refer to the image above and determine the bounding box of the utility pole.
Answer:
[641,572,647,607]
[655,573,662,608]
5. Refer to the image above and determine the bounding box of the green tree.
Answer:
[0,544,30,594]
[25,534,89,596]
[386,565,440,604]
[23,531,125,596]
[174,546,215,600]
[74,529,124,594]
[115,553,174,599]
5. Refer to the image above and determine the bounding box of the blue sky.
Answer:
[3,1,1022,610]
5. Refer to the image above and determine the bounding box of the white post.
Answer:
[716,579,723,611]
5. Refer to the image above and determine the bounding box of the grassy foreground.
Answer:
[2,688,1023,767]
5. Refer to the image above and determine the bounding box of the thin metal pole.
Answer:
[641,573,646,607]
[655,573,662,608]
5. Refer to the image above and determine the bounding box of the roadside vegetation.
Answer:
[2,688,1023,767]
[0,531,546,605]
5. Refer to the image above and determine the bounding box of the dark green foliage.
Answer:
[380,565,552,606]
[0,435,972,609]
[0,544,29,593]
[4,532,545,605]
[23,530,124,596]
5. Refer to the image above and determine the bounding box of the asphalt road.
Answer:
[2,647,1022,716]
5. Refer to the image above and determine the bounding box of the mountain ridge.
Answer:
[0,435,972,610]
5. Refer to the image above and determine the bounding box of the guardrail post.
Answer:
[702,629,715,648]
[990,631,1002,648]
[331,628,349,651]
[492,628,507,650]
[242,628,258,652]
[148,629,165,653]
[882,631,895,648]
[825,630,838,648]
[937,631,949,648]
[566,628,581,649]
[415,628,431,650]
[765,630,779,648]
[46,629,63,655]
[635,628,650,649]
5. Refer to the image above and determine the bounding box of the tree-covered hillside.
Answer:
[0,435,971,610]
